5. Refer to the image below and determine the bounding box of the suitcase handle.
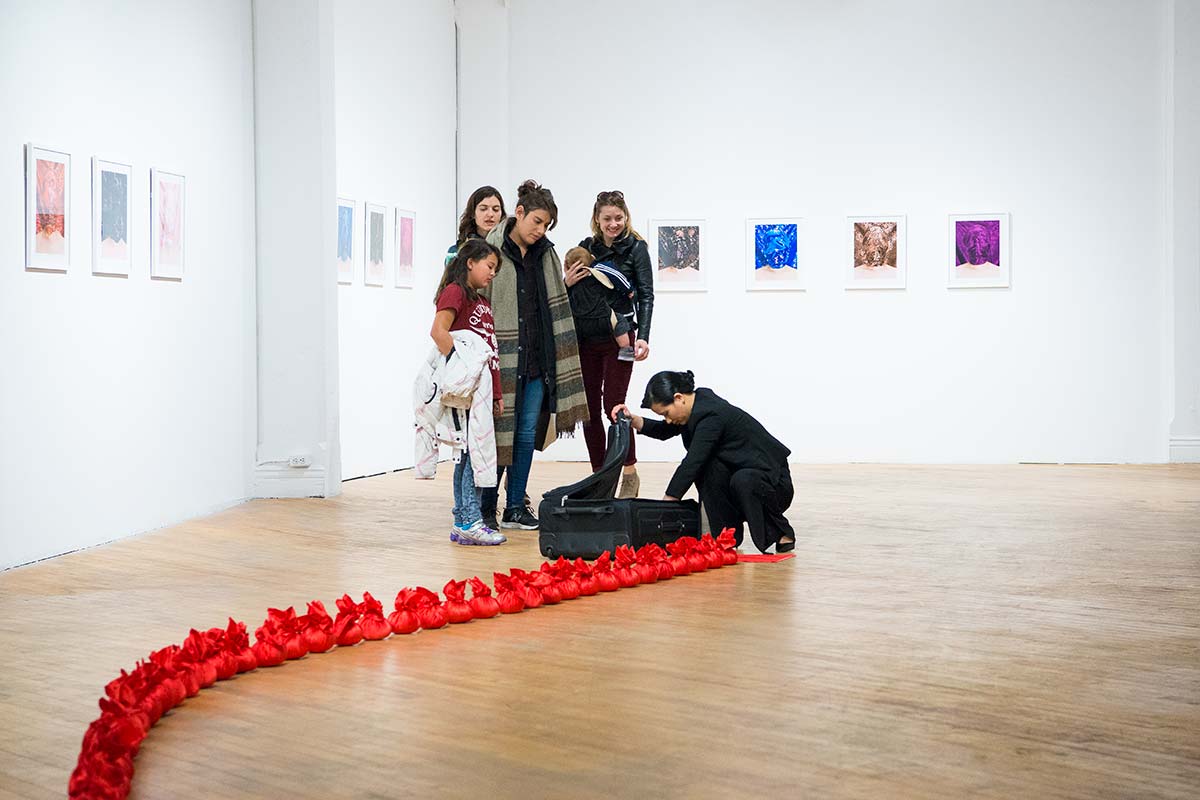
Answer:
[550,504,614,517]
[658,520,686,534]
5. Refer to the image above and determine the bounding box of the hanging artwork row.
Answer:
[335,199,416,289]
[24,143,186,280]
[646,213,1012,292]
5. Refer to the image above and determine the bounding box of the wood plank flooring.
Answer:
[1,463,1197,798]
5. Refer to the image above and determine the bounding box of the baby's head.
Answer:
[563,247,595,271]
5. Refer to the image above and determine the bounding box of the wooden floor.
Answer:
[1,463,1198,799]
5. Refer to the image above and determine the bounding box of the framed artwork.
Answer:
[364,202,386,287]
[746,218,804,291]
[948,213,1011,288]
[846,215,906,290]
[648,219,705,292]
[150,169,185,280]
[92,158,133,277]
[337,197,355,285]
[394,208,414,289]
[25,144,71,272]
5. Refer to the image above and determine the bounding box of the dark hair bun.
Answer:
[517,179,541,198]
[679,370,696,392]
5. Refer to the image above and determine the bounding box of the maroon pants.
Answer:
[578,339,636,471]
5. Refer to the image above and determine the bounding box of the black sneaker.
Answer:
[482,511,499,531]
[501,506,539,530]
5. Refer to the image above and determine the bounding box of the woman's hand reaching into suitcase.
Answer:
[610,404,643,431]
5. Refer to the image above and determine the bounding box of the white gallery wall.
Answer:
[0,1,257,568]
[456,0,1190,464]
[335,0,458,479]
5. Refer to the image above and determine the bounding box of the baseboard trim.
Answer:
[1169,436,1200,463]
[252,465,329,498]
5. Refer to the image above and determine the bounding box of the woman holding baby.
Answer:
[567,190,655,498]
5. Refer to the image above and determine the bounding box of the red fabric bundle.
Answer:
[223,618,258,673]
[572,558,600,595]
[468,577,501,619]
[69,714,140,800]
[442,579,475,624]
[613,545,643,587]
[593,552,621,591]
[666,540,693,576]
[262,607,309,660]
[358,592,392,640]
[493,573,526,613]
[529,570,562,604]
[333,594,365,647]
[388,589,421,634]
[179,629,219,689]
[400,586,448,630]
[632,544,664,583]
[548,558,582,600]
[150,645,200,698]
[147,648,190,710]
[636,543,675,579]
[508,569,545,608]
[301,600,336,653]
[716,528,740,565]
[202,627,240,680]
[102,671,153,732]
[672,536,709,572]
[699,534,726,569]
[251,625,287,667]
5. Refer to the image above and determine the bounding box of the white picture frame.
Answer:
[648,218,706,292]
[745,217,805,291]
[948,213,1011,289]
[337,196,355,285]
[846,215,906,290]
[92,158,133,277]
[25,144,71,272]
[364,202,386,287]
[394,207,415,289]
[150,168,185,280]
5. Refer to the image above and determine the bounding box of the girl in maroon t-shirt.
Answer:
[431,239,505,546]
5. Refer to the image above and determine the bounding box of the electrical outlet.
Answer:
[288,455,311,468]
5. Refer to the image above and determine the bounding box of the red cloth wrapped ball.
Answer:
[252,627,287,667]
[333,595,365,646]
[387,590,421,634]
[493,573,526,613]
[358,592,393,640]
[301,600,336,653]
[222,619,258,673]
[468,577,501,618]
[443,579,475,624]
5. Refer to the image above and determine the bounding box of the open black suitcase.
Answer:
[538,414,701,560]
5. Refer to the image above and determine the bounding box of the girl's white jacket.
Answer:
[413,330,497,487]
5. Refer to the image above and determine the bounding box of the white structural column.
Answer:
[454,0,511,210]
[251,0,342,496]
[1169,0,1200,462]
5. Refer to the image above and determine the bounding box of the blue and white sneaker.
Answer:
[456,520,506,546]
[450,524,465,543]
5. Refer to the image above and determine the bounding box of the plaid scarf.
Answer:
[484,222,589,465]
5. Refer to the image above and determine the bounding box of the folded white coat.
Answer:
[413,330,498,488]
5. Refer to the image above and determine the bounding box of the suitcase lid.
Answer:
[542,412,631,503]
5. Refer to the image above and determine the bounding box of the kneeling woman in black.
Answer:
[612,370,796,553]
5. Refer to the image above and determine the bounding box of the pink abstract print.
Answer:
[399,216,414,268]
[36,159,66,254]
[158,179,182,268]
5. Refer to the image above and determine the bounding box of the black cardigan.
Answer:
[579,233,655,343]
[639,388,791,499]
